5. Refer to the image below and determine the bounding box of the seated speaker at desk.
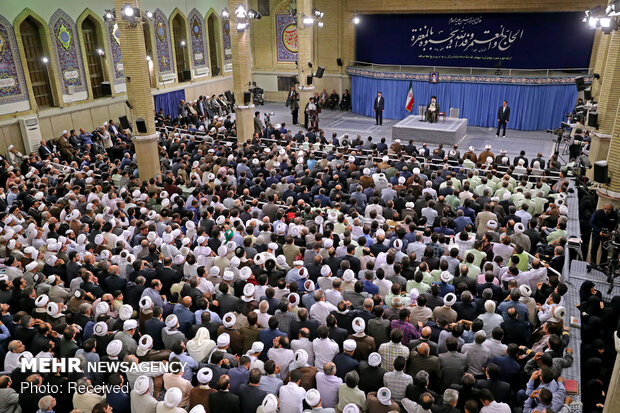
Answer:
[425,96,439,123]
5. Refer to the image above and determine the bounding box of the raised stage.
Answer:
[392,116,467,145]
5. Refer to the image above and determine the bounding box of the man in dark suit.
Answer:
[373,91,385,125]
[155,258,179,297]
[209,375,240,413]
[38,140,53,159]
[144,307,166,350]
[496,100,510,137]
[500,307,530,346]
[239,369,267,413]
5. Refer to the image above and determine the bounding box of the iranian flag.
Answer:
[405,81,414,112]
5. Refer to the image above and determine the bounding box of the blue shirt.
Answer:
[258,328,287,359]
[169,352,198,381]
[228,366,250,394]
[497,300,529,324]
[453,216,473,233]
[432,281,455,298]
[173,304,195,336]
[363,280,379,295]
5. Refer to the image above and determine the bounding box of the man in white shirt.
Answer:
[312,326,340,369]
[268,336,295,380]
[4,340,26,372]
[315,362,342,408]
[480,388,511,413]
[291,328,315,366]
[310,290,337,325]
[279,369,307,413]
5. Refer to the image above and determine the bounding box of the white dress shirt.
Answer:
[310,300,337,325]
[291,337,315,366]
[268,347,295,379]
[312,338,339,370]
[279,382,307,413]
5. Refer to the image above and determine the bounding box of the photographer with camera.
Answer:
[589,203,619,264]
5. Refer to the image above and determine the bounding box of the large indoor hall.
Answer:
[0,1,618,413]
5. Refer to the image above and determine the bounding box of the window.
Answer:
[21,17,54,108]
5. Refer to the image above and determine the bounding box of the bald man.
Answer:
[408,326,438,356]
[407,342,441,390]
[174,296,196,337]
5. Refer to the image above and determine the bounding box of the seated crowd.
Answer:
[0,111,615,413]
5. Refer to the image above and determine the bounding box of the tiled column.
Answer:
[597,31,620,135]
[591,30,610,100]
[114,0,160,180]
[296,0,316,108]
[229,0,254,143]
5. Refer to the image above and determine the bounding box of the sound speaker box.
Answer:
[119,116,131,130]
[336,58,343,67]
[243,91,252,105]
[136,118,147,133]
[594,160,609,184]
[212,66,220,76]
[575,76,587,91]
[225,90,234,103]
[182,69,191,82]
[307,75,313,85]
[101,82,112,96]
[315,66,325,78]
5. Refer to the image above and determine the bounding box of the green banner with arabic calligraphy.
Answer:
[355,13,594,69]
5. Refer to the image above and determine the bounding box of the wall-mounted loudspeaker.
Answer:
[225,90,234,103]
[243,91,252,105]
[336,58,343,66]
[315,66,325,78]
[307,75,313,85]
[119,116,131,130]
[136,118,147,133]
[594,160,609,184]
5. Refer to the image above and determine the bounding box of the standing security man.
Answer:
[374,91,385,125]
[496,100,510,138]
[590,203,618,263]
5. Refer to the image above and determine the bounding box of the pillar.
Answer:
[603,332,620,413]
[597,31,620,134]
[591,30,610,100]
[114,0,160,180]
[228,0,254,143]
[296,0,315,106]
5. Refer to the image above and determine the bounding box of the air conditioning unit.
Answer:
[18,116,42,154]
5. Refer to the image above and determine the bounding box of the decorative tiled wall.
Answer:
[153,9,174,74]
[0,15,28,105]
[275,13,297,62]
[49,9,86,94]
[188,9,208,68]
[107,21,125,83]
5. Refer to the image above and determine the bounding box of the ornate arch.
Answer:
[76,9,112,99]
[168,8,191,76]
[153,8,173,74]
[204,8,223,74]
[49,9,87,96]
[187,8,208,69]
[0,14,29,108]
[13,8,62,110]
